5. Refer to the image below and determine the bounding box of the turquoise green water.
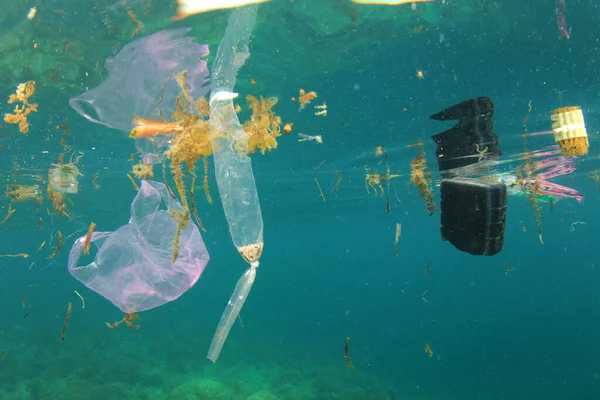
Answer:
[1,1,600,399]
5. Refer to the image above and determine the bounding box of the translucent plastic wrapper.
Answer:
[207,5,263,363]
[210,5,263,252]
[69,28,210,132]
[207,264,257,361]
[68,180,210,313]
[48,163,81,194]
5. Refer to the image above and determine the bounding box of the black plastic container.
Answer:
[440,177,507,256]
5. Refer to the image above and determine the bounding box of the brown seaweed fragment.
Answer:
[190,176,207,232]
[105,313,140,329]
[202,156,212,205]
[83,222,96,255]
[3,81,37,134]
[244,95,282,155]
[6,184,42,204]
[424,343,433,357]
[0,204,16,226]
[60,302,72,341]
[131,163,154,179]
[0,253,29,258]
[46,231,63,259]
[410,143,437,216]
[516,165,543,243]
[313,175,326,202]
[344,336,355,371]
[92,171,100,189]
[126,8,144,39]
[47,186,71,219]
[126,174,140,191]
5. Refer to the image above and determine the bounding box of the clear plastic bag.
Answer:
[69,28,210,132]
[210,1,263,257]
[207,5,262,363]
[68,180,209,313]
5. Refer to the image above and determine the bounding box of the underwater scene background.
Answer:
[1,0,600,399]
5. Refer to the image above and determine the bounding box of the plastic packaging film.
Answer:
[207,5,263,363]
[69,28,210,132]
[68,180,209,313]
[210,5,258,94]
[207,264,257,362]
[210,5,264,256]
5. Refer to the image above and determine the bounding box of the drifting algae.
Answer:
[134,71,285,261]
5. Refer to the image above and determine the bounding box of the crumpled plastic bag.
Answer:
[69,27,210,132]
[68,180,209,313]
